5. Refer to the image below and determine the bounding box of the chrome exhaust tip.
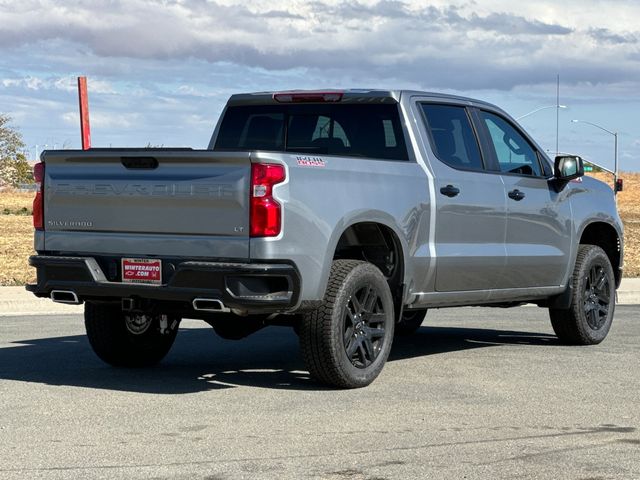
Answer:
[192,298,230,313]
[50,290,81,305]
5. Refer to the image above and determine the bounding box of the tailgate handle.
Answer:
[121,157,159,169]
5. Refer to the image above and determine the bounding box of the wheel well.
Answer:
[333,222,404,299]
[580,222,622,286]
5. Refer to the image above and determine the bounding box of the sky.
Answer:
[1,0,639,172]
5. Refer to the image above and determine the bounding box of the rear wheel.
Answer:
[211,314,266,340]
[299,260,395,389]
[395,309,427,335]
[549,245,616,345]
[84,302,180,367]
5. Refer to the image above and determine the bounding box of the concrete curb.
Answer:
[617,278,640,306]
[0,286,83,316]
[1,279,639,316]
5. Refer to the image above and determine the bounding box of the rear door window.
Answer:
[215,104,409,161]
[420,104,484,171]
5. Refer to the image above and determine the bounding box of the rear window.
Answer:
[421,104,484,171]
[214,104,409,161]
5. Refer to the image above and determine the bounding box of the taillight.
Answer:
[273,91,343,103]
[32,162,44,230]
[250,163,286,237]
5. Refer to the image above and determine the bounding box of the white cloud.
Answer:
[1,0,640,166]
[1,1,639,90]
[62,111,141,129]
[2,75,114,93]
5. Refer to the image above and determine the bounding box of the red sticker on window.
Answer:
[121,258,162,285]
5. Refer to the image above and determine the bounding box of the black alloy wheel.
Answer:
[300,260,395,388]
[343,284,387,369]
[583,264,611,330]
[549,244,616,345]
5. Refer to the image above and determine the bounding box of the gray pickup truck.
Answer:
[27,89,623,388]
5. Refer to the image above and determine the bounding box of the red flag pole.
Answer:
[77,76,91,150]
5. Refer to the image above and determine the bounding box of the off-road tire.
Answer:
[549,245,616,345]
[212,315,266,340]
[299,260,395,389]
[84,302,179,367]
[395,309,428,336]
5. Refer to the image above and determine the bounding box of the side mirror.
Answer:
[554,155,584,182]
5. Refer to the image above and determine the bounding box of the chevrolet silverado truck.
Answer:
[27,90,624,388]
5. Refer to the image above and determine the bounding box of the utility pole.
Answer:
[77,76,91,150]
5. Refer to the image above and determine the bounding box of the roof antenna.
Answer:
[555,74,560,157]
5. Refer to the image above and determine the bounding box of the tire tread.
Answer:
[84,302,177,367]
[549,244,615,345]
[300,260,393,388]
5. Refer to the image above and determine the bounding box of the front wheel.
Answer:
[211,314,265,340]
[84,303,180,367]
[549,245,616,345]
[299,260,395,389]
[395,309,427,336]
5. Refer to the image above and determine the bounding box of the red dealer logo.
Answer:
[296,156,326,167]
[121,258,162,285]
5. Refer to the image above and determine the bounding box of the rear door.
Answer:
[42,149,251,259]
[474,110,572,288]
[419,102,507,292]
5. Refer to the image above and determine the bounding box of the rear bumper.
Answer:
[26,255,301,313]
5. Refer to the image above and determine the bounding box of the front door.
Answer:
[476,110,572,288]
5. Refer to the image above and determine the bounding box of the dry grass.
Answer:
[0,214,35,285]
[589,172,640,216]
[0,190,33,215]
[0,175,638,285]
[587,172,640,276]
[623,222,640,277]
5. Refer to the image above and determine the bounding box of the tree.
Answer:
[0,114,30,187]
[1,152,32,187]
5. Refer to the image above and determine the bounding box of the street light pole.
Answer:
[516,105,566,121]
[614,131,618,182]
[517,104,566,157]
[571,119,619,186]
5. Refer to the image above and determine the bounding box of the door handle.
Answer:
[440,185,460,198]
[508,189,525,201]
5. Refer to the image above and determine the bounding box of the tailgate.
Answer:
[42,149,251,258]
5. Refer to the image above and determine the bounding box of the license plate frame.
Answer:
[121,258,162,285]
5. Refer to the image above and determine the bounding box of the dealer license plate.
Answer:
[121,258,162,285]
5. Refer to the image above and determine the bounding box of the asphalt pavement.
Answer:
[0,305,639,479]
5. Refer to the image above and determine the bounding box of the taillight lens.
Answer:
[273,91,343,103]
[250,163,286,237]
[32,162,44,230]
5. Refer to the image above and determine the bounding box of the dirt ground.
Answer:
[0,213,35,285]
